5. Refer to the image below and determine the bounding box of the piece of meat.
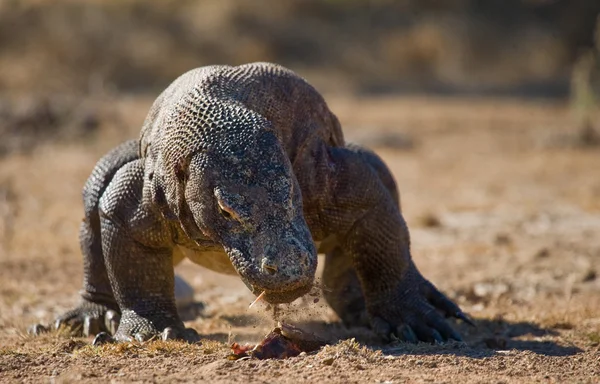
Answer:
[228,322,328,360]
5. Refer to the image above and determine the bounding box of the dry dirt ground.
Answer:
[0,96,599,383]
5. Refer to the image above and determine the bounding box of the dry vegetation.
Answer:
[1,0,599,96]
[1,95,599,383]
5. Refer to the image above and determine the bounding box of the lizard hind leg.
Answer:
[307,143,466,343]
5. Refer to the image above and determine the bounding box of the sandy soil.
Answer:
[0,96,599,383]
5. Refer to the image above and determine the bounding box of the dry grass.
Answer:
[0,0,597,95]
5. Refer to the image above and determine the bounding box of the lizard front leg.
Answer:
[303,144,469,343]
[96,159,198,343]
[30,141,140,337]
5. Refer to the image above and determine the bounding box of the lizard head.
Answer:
[180,130,318,304]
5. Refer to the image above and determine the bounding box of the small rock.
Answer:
[578,123,600,147]
[321,357,335,366]
[535,248,550,259]
[494,233,511,246]
[419,213,442,228]
[581,269,597,282]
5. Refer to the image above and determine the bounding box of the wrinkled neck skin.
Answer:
[175,130,318,304]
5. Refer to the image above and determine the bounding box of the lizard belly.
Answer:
[177,245,237,275]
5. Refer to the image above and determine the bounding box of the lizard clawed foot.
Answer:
[110,311,201,344]
[92,332,115,346]
[30,301,119,337]
[368,271,471,344]
[28,323,49,336]
[108,326,200,344]
[78,309,120,336]
[161,327,201,343]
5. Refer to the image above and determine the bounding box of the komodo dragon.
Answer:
[35,62,471,344]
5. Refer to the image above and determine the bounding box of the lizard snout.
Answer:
[242,236,317,303]
[259,237,315,284]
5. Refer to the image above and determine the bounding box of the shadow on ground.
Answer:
[213,311,582,358]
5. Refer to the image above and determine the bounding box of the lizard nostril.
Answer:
[261,258,278,275]
[299,253,310,269]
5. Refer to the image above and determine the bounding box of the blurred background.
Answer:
[1,0,600,155]
[0,0,599,95]
[0,0,599,151]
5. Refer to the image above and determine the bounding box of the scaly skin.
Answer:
[39,62,470,344]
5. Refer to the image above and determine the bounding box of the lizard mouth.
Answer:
[250,283,312,304]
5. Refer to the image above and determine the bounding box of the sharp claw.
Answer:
[455,311,475,327]
[55,317,80,334]
[371,317,392,342]
[161,327,200,343]
[83,316,101,337]
[104,310,120,335]
[92,332,115,346]
[162,327,177,341]
[431,329,444,344]
[28,323,49,336]
[134,331,154,343]
[396,324,418,343]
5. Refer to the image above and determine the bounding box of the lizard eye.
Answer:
[217,200,238,221]
[219,206,232,219]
